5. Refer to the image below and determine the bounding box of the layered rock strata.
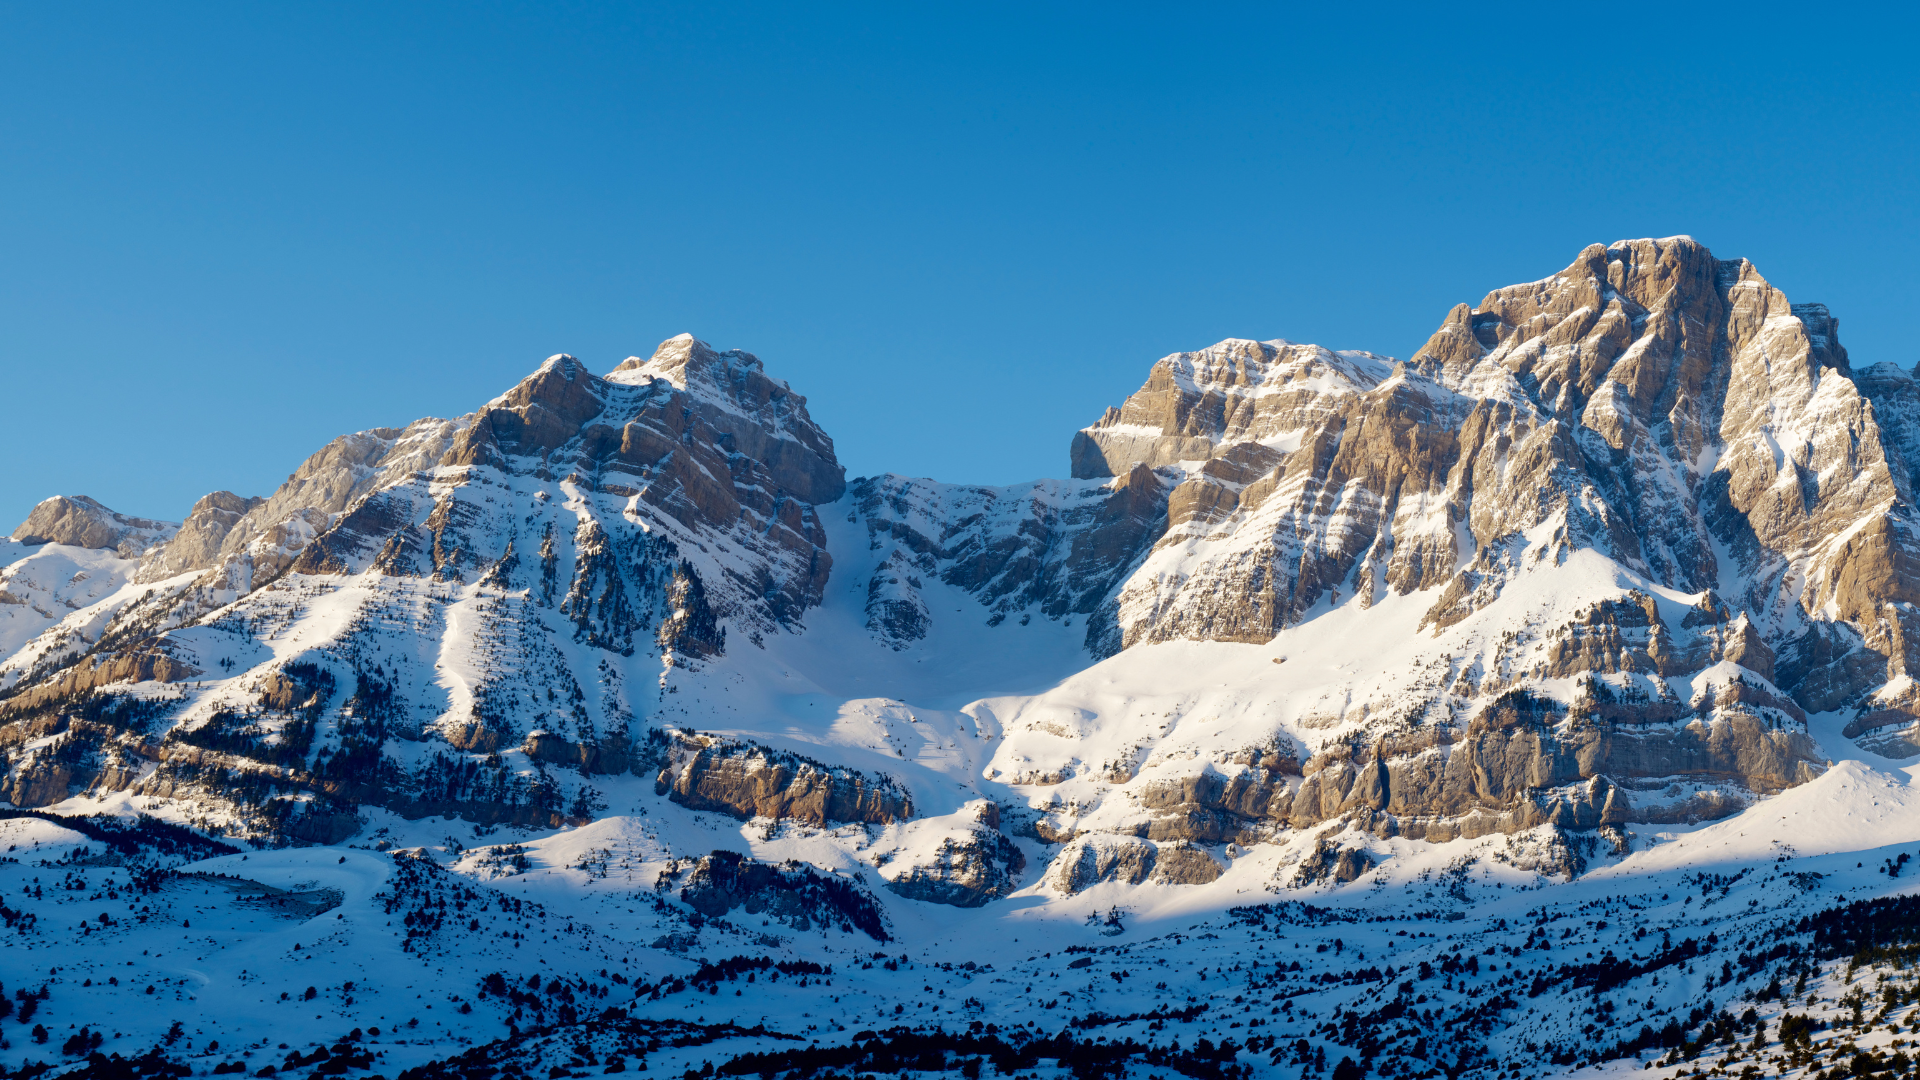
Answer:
[653,734,913,827]
[0,336,849,838]
[3,239,1915,885]
[11,496,178,557]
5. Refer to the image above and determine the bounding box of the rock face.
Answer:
[1134,765,1297,845]
[1282,689,1818,840]
[848,468,1168,653]
[1070,339,1397,481]
[0,335,849,842]
[135,491,264,581]
[10,496,178,557]
[1148,842,1222,885]
[882,828,1026,907]
[4,760,71,808]
[167,421,464,589]
[283,338,841,639]
[673,850,889,940]
[1293,841,1372,887]
[653,734,913,827]
[879,805,1027,907]
[3,240,1917,913]
[1050,835,1159,894]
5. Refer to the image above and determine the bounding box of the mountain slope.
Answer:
[6,237,1920,1080]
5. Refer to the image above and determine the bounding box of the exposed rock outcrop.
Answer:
[674,850,888,940]
[0,648,199,716]
[1292,840,1372,887]
[882,827,1026,907]
[4,760,71,807]
[848,464,1168,653]
[1135,766,1296,844]
[653,734,913,827]
[281,340,840,643]
[135,422,464,587]
[11,496,178,558]
[135,491,263,581]
[523,731,632,776]
[1149,842,1222,885]
[1050,834,1158,894]
[1279,689,1817,837]
[881,804,1027,907]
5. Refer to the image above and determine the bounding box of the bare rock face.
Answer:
[1070,339,1398,480]
[608,335,845,505]
[848,465,1169,654]
[285,340,841,643]
[674,850,889,940]
[1292,840,1372,887]
[1854,360,1920,495]
[882,822,1026,908]
[1285,690,1817,837]
[134,491,263,581]
[1149,842,1223,885]
[4,760,71,808]
[1049,834,1158,894]
[521,731,631,776]
[128,423,463,590]
[1,648,200,715]
[1135,766,1295,844]
[1079,339,1470,649]
[10,496,178,557]
[653,734,912,827]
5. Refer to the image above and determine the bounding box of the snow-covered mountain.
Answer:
[8,237,1920,1080]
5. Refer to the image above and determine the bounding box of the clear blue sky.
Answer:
[3,3,1917,526]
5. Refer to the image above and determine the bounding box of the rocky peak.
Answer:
[1409,236,1730,418]
[1070,337,1396,479]
[609,335,844,505]
[446,354,611,470]
[904,237,1920,715]
[135,491,265,581]
[3,239,1914,868]
[269,336,845,639]
[9,495,178,557]
[127,419,465,589]
[610,332,735,387]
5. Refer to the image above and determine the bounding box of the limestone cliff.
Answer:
[4,240,1915,895]
[10,496,178,558]
[0,335,847,837]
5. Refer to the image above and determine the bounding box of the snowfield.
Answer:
[10,781,1920,1080]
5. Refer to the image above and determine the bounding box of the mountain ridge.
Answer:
[7,236,1920,1080]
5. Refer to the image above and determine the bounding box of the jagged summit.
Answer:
[9,494,178,557]
[1069,337,1399,480]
